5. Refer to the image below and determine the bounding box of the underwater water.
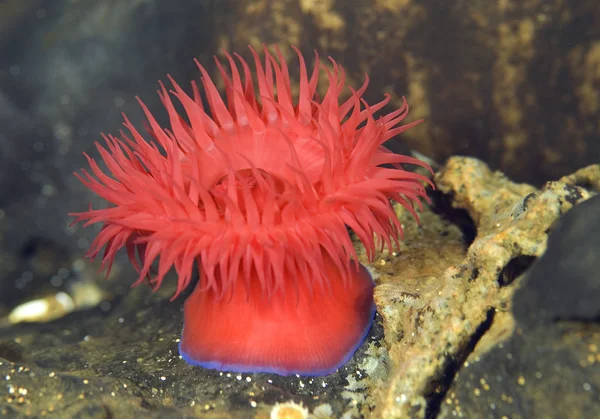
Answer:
[0,1,598,418]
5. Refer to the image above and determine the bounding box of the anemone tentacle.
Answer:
[71,45,433,299]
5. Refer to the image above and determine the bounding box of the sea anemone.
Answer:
[71,45,432,376]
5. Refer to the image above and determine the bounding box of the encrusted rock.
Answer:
[438,194,600,419]
[373,157,599,418]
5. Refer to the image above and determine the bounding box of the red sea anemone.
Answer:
[71,45,432,376]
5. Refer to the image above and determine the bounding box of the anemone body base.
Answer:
[179,258,375,376]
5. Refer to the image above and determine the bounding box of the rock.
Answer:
[0,280,389,418]
[513,194,600,325]
[373,157,599,418]
[219,0,600,185]
[439,194,600,419]
[1,154,598,418]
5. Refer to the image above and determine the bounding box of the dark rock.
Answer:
[513,194,600,325]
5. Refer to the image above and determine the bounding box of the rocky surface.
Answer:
[439,199,600,419]
[373,158,600,418]
[0,274,390,418]
[1,157,598,418]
